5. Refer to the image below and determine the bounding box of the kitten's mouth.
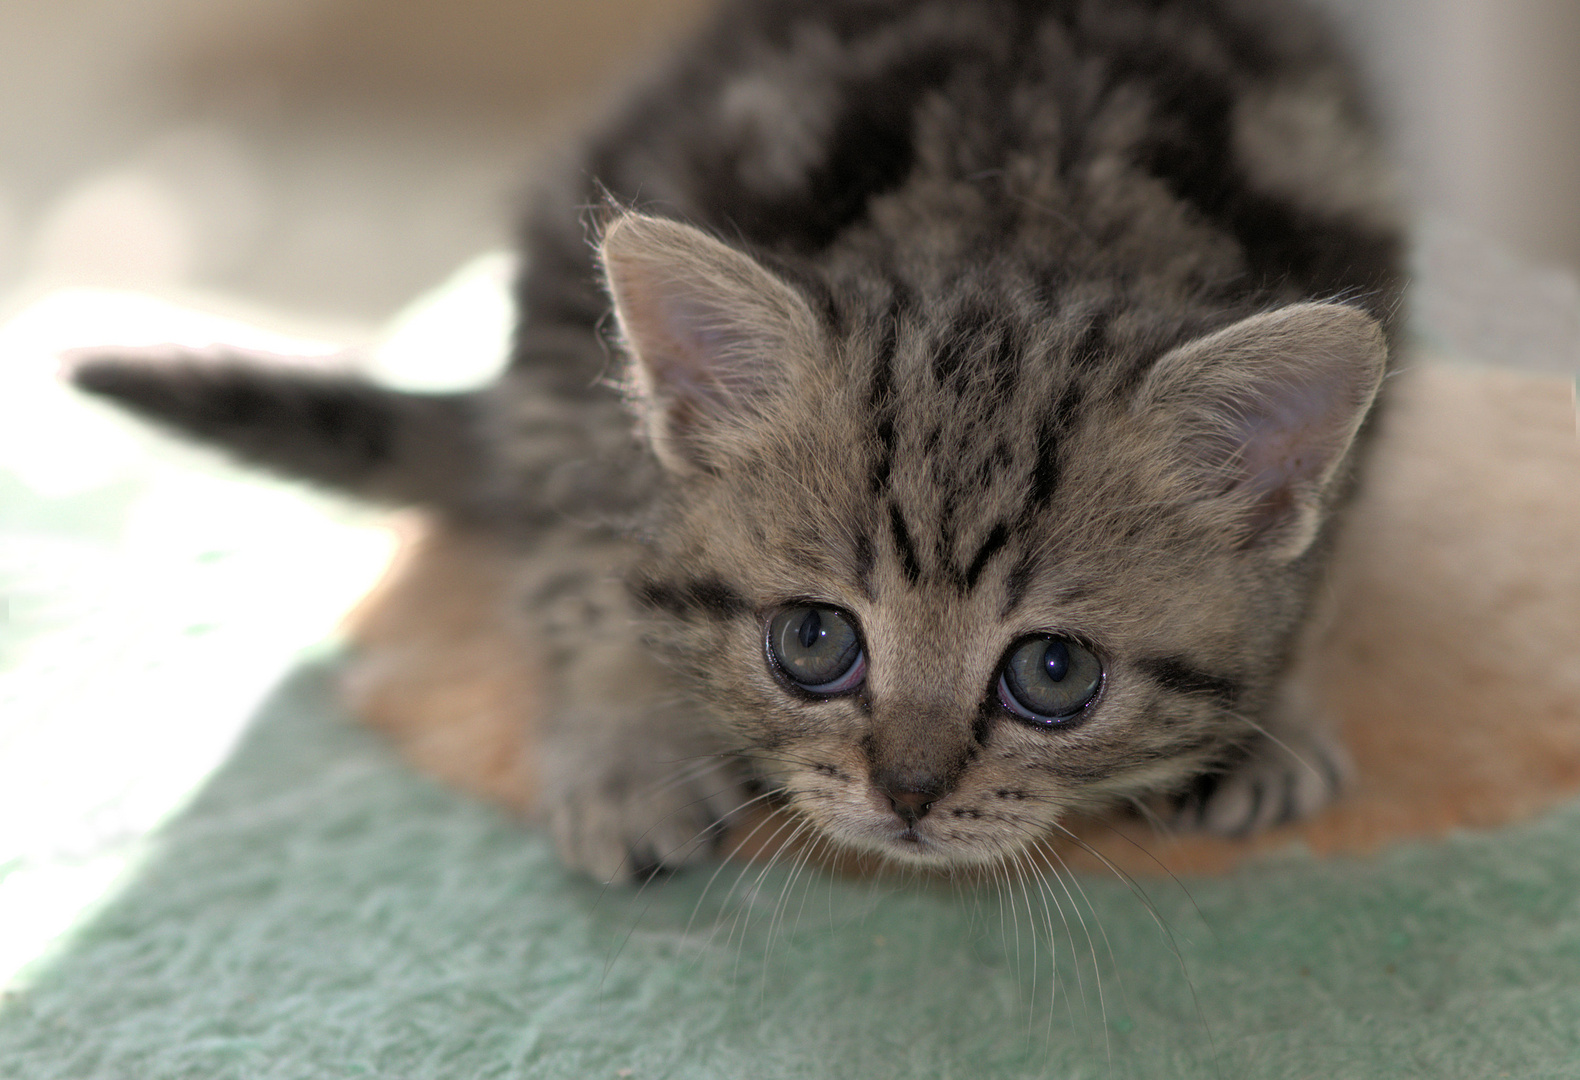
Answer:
[867,820,958,865]
[817,813,949,865]
[785,781,1000,867]
[861,811,1034,870]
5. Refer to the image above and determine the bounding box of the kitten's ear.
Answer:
[600,213,822,474]
[1136,302,1387,561]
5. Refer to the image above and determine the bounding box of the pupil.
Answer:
[797,610,823,650]
[1043,640,1070,682]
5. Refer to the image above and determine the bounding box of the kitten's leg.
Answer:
[538,673,753,884]
[1173,679,1352,837]
[527,546,754,882]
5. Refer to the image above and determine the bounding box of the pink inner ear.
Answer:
[651,294,754,402]
[1234,374,1349,497]
[601,213,820,472]
[1220,363,1368,550]
[620,277,766,451]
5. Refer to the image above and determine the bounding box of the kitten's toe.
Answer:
[1174,731,1351,838]
[544,757,751,884]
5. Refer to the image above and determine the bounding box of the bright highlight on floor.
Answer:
[0,274,525,989]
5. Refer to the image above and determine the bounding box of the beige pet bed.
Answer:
[343,357,1580,877]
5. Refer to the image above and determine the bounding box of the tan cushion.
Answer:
[343,359,1580,876]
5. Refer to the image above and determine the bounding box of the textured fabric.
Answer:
[4,276,1578,1079]
[2,660,1579,1079]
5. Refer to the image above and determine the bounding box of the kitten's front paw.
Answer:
[1173,727,1351,838]
[542,751,752,884]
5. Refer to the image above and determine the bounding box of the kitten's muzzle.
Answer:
[866,705,973,827]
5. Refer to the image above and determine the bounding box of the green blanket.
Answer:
[4,285,1579,1079]
[4,660,1580,1078]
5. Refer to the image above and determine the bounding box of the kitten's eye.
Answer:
[767,606,866,694]
[998,635,1103,724]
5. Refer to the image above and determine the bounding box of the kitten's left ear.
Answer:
[1135,302,1388,561]
[600,213,823,474]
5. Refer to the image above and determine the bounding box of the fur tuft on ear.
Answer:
[599,213,822,474]
[1136,302,1388,561]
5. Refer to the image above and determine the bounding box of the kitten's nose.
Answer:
[884,786,936,824]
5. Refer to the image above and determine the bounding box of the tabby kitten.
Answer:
[74,0,1403,882]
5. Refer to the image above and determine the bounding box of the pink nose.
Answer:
[885,787,935,824]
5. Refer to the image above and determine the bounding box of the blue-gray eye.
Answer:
[998,635,1103,723]
[767,606,866,694]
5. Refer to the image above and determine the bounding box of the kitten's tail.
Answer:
[68,348,493,515]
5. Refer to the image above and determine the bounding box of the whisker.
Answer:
[709,819,805,986]
[783,827,833,938]
[736,817,819,980]
[682,796,804,941]
[709,812,813,958]
[1080,814,1216,944]
[1225,709,1324,784]
[1045,820,1174,949]
[1033,845,1114,1069]
[994,850,1025,992]
[1009,849,1059,1057]
[1006,847,1050,1050]
[996,821,1088,1043]
[1046,819,1222,1074]
[759,825,826,996]
[600,783,788,984]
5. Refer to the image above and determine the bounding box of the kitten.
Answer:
[72,0,1403,883]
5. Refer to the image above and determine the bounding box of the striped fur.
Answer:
[75,0,1404,881]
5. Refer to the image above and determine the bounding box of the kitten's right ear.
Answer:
[1134,302,1388,562]
[599,213,822,474]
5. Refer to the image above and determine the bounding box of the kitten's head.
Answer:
[602,213,1385,869]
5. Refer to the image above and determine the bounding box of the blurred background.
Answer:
[0,0,1576,995]
[0,0,1576,330]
